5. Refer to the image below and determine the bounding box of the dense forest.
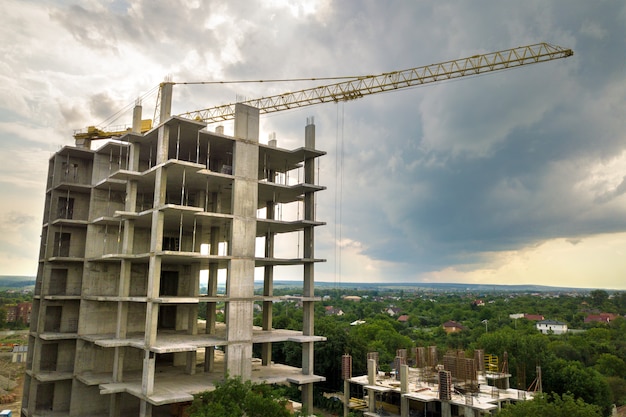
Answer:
[244,287,626,416]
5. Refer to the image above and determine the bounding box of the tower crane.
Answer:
[74,42,572,142]
[173,42,572,125]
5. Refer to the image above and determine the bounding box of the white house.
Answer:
[12,345,28,363]
[536,320,568,335]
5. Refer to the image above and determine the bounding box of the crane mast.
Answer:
[177,42,572,124]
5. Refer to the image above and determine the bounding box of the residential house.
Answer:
[523,314,545,321]
[12,345,28,363]
[584,313,618,324]
[325,306,344,316]
[442,320,465,333]
[385,307,401,317]
[536,319,568,335]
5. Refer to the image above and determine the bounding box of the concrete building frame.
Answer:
[22,94,326,416]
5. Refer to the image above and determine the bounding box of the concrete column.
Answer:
[139,400,152,417]
[116,262,131,339]
[302,384,313,416]
[142,351,156,395]
[464,406,476,417]
[112,137,139,392]
[109,393,121,417]
[344,379,350,417]
[156,124,170,165]
[368,358,376,413]
[224,104,259,380]
[186,351,197,375]
[261,194,275,366]
[144,164,166,346]
[26,378,38,412]
[112,346,126,383]
[204,226,220,372]
[132,102,142,133]
[145,256,162,346]
[441,401,451,417]
[159,82,173,126]
[128,138,141,172]
[301,120,317,414]
[400,365,409,417]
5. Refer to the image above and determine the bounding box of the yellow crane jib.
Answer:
[177,42,572,124]
[73,119,153,141]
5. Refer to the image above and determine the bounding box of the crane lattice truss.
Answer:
[178,42,572,124]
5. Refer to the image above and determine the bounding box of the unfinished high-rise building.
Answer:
[22,88,326,416]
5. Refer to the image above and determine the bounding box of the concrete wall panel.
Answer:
[69,381,108,417]
[78,301,117,334]
[127,302,147,333]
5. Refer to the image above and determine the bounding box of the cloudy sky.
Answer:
[1,0,625,289]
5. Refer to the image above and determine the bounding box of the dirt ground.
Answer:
[0,331,28,414]
[0,357,25,415]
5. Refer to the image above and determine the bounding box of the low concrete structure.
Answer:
[346,352,532,417]
[22,95,326,416]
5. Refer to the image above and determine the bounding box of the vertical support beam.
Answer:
[132,102,143,133]
[343,379,350,417]
[142,351,156,396]
[204,226,220,372]
[109,393,121,417]
[224,103,259,380]
[301,119,317,414]
[186,351,197,375]
[400,365,409,417]
[441,401,452,417]
[261,185,275,365]
[141,122,168,408]
[368,358,376,413]
[139,400,152,417]
[159,83,173,126]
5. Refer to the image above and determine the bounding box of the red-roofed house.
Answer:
[324,306,344,316]
[523,314,545,321]
[397,315,409,323]
[443,320,465,333]
[584,313,617,324]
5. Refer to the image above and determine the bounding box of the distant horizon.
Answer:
[1,275,620,292]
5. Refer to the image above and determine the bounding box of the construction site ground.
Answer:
[0,331,28,415]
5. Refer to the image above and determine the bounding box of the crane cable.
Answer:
[94,76,363,131]
[173,75,373,85]
[95,84,160,129]
[334,102,345,288]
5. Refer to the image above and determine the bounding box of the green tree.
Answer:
[0,307,6,329]
[495,392,601,417]
[589,290,609,309]
[595,353,626,378]
[542,358,612,416]
[188,376,296,417]
[606,376,626,407]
